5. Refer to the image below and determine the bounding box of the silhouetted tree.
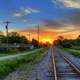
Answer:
[77,35,80,39]
[31,39,39,48]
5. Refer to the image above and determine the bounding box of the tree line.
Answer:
[0,32,39,52]
[55,35,80,48]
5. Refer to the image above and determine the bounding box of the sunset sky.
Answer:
[0,0,80,43]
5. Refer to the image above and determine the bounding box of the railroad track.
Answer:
[51,47,80,80]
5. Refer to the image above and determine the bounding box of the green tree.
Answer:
[2,32,29,44]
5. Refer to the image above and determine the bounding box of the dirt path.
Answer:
[0,48,43,60]
[4,48,53,80]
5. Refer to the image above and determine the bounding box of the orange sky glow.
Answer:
[18,29,80,44]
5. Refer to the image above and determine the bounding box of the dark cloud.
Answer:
[61,10,80,30]
[43,19,67,29]
[42,9,80,30]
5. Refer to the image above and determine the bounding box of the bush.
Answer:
[62,43,72,48]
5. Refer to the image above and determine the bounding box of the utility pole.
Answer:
[33,33,34,39]
[27,31,31,41]
[29,31,30,41]
[4,21,11,48]
[37,24,39,48]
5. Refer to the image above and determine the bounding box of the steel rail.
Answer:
[51,47,58,80]
[51,47,80,80]
[61,53,80,74]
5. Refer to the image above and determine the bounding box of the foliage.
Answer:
[1,32,29,44]
[56,35,80,48]
[0,32,41,52]
[0,32,28,52]
[31,38,39,48]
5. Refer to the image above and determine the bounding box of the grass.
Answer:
[0,53,16,57]
[71,46,80,50]
[0,47,48,79]
[63,48,80,57]
[0,48,35,57]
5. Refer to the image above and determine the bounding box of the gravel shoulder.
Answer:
[57,47,80,69]
[27,48,53,80]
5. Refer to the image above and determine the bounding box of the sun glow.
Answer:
[41,38,53,44]
[18,29,80,44]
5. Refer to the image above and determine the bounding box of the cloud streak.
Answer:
[13,8,40,17]
[43,19,66,29]
[61,10,80,29]
[42,17,80,33]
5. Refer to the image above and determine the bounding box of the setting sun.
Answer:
[41,38,53,44]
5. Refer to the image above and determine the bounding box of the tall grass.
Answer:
[0,47,48,79]
[63,48,80,57]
